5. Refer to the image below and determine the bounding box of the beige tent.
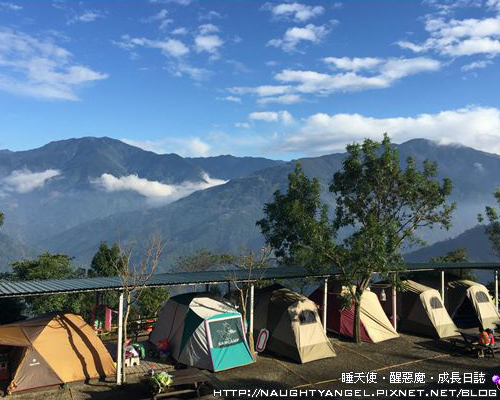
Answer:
[396,280,458,338]
[0,313,115,393]
[254,284,336,363]
[309,283,398,343]
[446,280,500,330]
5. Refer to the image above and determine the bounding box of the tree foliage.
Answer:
[258,134,455,342]
[173,249,234,272]
[11,253,85,316]
[478,188,500,257]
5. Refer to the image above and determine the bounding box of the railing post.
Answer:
[495,269,498,311]
[440,269,445,305]
[116,291,124,385]
[392,284,397,331]
[323,278,328,333]
[249,284,254,335]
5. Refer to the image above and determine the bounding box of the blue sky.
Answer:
[0,0,500,159]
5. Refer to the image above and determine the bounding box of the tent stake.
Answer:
[323,278,328,334]
[116,291,124,385]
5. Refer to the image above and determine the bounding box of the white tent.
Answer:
[447,280,500,330]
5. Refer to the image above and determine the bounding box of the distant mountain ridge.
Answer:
[1,137,500,271]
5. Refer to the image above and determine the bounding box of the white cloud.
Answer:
[398,13,500,57]
[149,0,192,5]
[141,9,173,30]
[229,85,291,97]
[249,110,293,124]
[91,172,227,202]
[171,27,188,35]
[1,169,60,193]
[199,11,222,21]
[461,59,493,71]
[279,106,500,155]
[67,10,105,25]
[324,57,383,71]
[264,2,325,22]
[170,62,211,81]
[194,34,224,56]
[218,95,241,103]
[114,35,189,58]
[257,93,302,105]
[275,57,440,94]
[122,137,212,157]
[198,24,220,34]
[235,122,250,128]
[0,2,22,11]
[268,23,330,52]
[249,111,278,122]
[0,28,108,100]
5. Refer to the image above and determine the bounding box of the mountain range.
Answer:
[1,137,499,271]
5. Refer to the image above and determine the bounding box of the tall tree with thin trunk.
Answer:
[258,134,455,343]
[225,248,270,358]
[115,233,164,383]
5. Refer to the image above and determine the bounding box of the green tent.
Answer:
[149,293,254,371]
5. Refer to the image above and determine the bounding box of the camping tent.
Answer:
[377,280,457,338]
[308,283,399,343]
[254,284,336,363]
[0,313,115,394]
[149,293,254,372]
[446,280,500,330]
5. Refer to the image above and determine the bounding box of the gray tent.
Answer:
[149,293,254,372]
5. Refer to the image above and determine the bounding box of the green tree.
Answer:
[135,287,168,318]
[87,242,127,311]
[258,135,455,343]
[478,188,500,257]
[11,253,85,316]
[173,249,234,272]
[0,213,24,323]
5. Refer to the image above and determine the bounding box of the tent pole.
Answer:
[495,269,498,311]
[440,269,445,304]
[116,291,124,385]
[323,278,328,334]
[391,282,397,331]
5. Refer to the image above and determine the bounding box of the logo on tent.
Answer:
[216,321,239,347]
[29,359,40,367]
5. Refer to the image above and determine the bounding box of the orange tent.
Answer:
[0,313,115,393]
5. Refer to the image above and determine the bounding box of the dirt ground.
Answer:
[8,333,500,400]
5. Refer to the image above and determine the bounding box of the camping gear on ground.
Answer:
[254,284,336,363]
[0,312,116,394]
[376,280,457,338]
[446,280,500,330]
[149,371,174,395]
[308,283,399,343]
[149,293,254,372]
[132,343,146,359]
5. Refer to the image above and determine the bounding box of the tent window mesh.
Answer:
[476,291,490,303]
[430,297,443,309]
[299,310,316,325]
